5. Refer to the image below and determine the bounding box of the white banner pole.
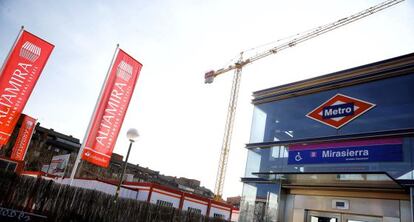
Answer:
[69,44,120,185]
[0,26,24,79]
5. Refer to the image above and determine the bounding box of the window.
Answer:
[187,207,201,214]
[213,213,224,219]
[0,159,17,172]
[156,200,173,208]
[270,146,287,159]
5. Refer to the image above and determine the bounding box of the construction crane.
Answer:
[205,0,404,201]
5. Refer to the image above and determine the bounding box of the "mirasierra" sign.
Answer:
[288,138,403,164]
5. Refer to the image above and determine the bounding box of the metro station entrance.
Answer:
[239,53,414,222]
[253,172,412,221]
[307,211,381,222]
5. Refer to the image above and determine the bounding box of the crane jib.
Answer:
[205,0,404,198]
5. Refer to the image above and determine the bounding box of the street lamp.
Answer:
[114,128,139,202]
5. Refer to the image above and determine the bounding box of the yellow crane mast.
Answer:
[205,0,404,201]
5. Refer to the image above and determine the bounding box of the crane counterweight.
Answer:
[205,70,215,84]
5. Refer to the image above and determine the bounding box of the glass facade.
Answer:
[244,146,288,178]
[240,61,414,221]
[245,137,414,180]
[244,73,414,181]
[239,182,280,222]
[249,74,414,144]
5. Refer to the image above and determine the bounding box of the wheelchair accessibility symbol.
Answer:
[295,152,303,162]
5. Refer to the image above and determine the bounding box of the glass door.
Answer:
[307,211,383,222]
[342,214,382,222]
[307,211,341,222]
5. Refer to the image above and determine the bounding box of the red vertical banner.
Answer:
[0,30,54,145]
[10,114,36,161]
[82,49,142,167]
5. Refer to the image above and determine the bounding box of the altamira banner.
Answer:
[82,48,142,167]
[0,30,54,145]
[10,114,36,161]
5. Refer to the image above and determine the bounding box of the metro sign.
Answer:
[306,94,375,129]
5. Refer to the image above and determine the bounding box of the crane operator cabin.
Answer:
[238,52,414,222]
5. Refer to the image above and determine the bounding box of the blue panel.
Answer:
[249,74,414,143]
[288,143,403,164]
[244,137,414,180]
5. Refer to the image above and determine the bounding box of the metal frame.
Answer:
[341,214,382,222]
[245,128,414,150]
[252,53,414,105]
[306,211,383,222]
[307,211,341,222]
[250,171,405,190]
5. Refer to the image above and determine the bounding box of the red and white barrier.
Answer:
[19,173,237,221]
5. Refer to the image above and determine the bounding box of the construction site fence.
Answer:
[0,170,228,222]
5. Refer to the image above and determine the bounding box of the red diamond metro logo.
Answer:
[306,93,376,129]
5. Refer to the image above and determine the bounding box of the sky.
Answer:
[1,0,414,199]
